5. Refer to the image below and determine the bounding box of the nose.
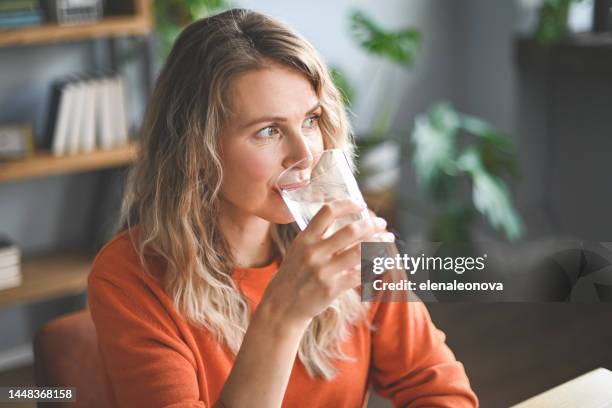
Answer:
[281,131,315,171]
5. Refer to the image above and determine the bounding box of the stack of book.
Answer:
[43,0,103,25]
[0,237,21,291]
[47,73,130,156]
[0,0,43,28]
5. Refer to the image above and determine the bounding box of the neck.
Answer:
[218,201,274,269]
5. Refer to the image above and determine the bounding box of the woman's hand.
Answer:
[261,199,390,329]
[366,208,396,244]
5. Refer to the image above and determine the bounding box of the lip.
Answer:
[276,179,310,192]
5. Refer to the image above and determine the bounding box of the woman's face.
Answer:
[219,64,325,224]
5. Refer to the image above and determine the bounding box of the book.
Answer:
[48,73,131,155]
[110,75,129,147]
[80,80,96,153]
[0,271,21,291]
[0,247,19,270]
[0,0,39,13]
[0,264,20,280]
[0,10,42,28]
[46,77,70,152]
[0,237,21,291]
[0,10,41,18]
[52,83,76,156]
[0,237,20,259]
[98,77,114,149]
[67,81,86,155]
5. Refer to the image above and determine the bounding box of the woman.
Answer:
[88,8,478,408]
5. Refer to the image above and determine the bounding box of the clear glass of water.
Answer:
[276,149,410,302]
[275,149,370,236]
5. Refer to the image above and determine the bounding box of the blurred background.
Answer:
[0,0,611,407]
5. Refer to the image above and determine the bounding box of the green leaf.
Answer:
[457,148,524,241]
[461,114,519,178]
[534,0,578,45]
[411,102,524,241]
[349,10,421,66]
[477,138,520,179]
[411,102,460,199]
[429,102,462,131]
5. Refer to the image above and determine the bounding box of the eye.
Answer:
[255,126,281,140]
[303,114,321,130]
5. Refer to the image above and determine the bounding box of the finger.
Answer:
[372,217,387,232]
[337,265,362,290]
[323,243,362,278]
[364,231,396,243]
[364,211,389,233]
[304,198,366,239]
[320,217,383,254]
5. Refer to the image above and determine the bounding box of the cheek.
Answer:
[240,156,275,181]
[222,146,278,197]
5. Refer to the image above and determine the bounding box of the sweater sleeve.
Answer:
[88,249,221,408]
[369,300,479,407]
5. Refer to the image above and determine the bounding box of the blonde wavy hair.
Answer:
[118,8,370,379]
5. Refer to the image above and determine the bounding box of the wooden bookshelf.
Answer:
[0,0,152,47]
[0,251,93,308]
[0,0,150,315]
[0,142,139,183]
[0,16,152,47]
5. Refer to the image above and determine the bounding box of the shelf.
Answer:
[515,33,612,75]
[0,16,152,47]
[0,142,139,183]
[0,0,152,47]
[0,251,93,308]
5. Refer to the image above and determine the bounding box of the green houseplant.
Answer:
[336,9,523,242]
[154,0,229,59]
[333,10,421,225]
[411,103,523,242]
[520,0,587,45]
[536,0,574,44]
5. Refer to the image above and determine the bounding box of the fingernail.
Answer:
[374,217,387,228]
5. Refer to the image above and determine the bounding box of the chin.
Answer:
[256,197,296,224]
[263,190,296,224]
[268,206,296,224]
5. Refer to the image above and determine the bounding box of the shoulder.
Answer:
[88,227,164,292]
[87,230,194,365]
[90,229,138,277]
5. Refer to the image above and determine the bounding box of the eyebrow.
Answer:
[240,102,321,129]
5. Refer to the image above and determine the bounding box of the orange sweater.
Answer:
[88,230,478,407]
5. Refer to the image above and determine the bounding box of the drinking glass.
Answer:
[276,148,410,302]
[275,149,370,236]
